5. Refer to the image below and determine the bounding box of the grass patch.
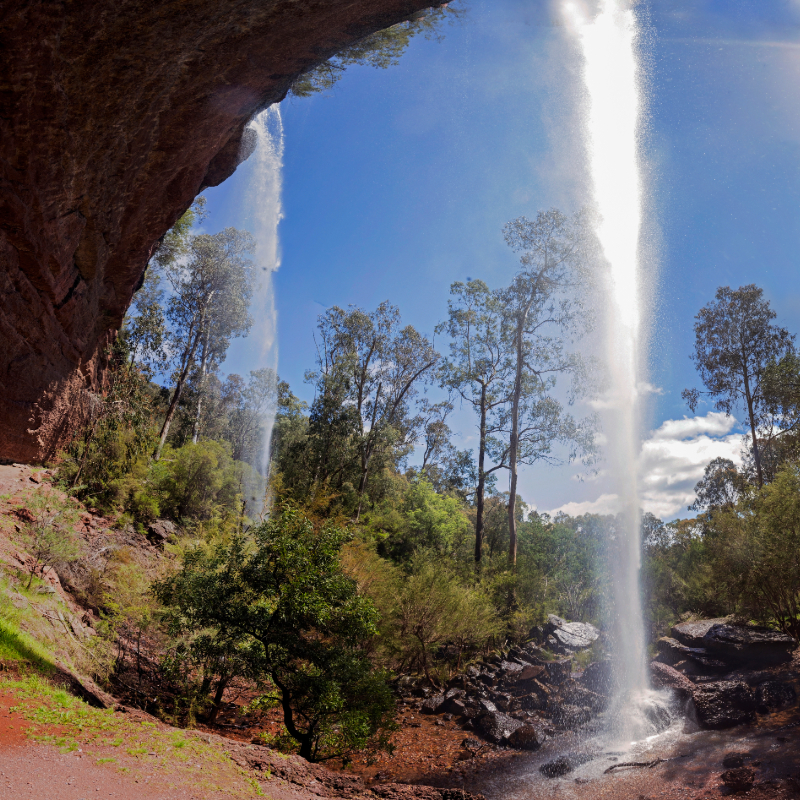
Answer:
[1,673,259,797]
[0,617,55,671]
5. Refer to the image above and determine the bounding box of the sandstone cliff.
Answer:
[0,0,440,462]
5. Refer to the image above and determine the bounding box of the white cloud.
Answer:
[639,413,743,519]
[545,411,744,521]
[550,493,622,517]
[648,411,736,442]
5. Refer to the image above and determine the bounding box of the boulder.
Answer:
[755,680,797,712]
[579,661,615,695]
[720,767,755,793]
[544,615,600,653]
[518,664,547,682]
[552,703,592,730]
[539,752,594,778]
[420,694,446,714]
[506,724,545,750]
[649,661,696,698]
[691,681,757,729]
[722,753,748,768]
[475,711,524,744]
[146,519,177,545]
[544,658,572,685]
[672,619,795,666]
[655,637,728,671]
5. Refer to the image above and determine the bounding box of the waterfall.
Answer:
[243,106,284,509]
[566,0,661,739]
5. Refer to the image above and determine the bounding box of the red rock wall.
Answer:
[0,0,440,463]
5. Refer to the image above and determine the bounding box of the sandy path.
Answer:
[0,742,217,799]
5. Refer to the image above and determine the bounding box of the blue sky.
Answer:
[202,0,800,521]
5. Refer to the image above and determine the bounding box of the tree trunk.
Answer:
[155,311,206,461]
[475,385,487,565]
[205,674,228,725]
[742,358,763,487]
[191,327,211,444]
[507,319,525,567]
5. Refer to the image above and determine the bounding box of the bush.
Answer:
[154,506,396,762]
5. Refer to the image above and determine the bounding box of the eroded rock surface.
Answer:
[0,0,442,462]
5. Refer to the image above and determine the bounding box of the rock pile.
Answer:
[650,618,798,730]
[397,617,607,751]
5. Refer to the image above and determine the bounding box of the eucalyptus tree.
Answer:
[437,280,510,564]
[125,197,206,378]
[682,285,795,488]
[498,209,598,566]
[154,227,255,460]
[221,368,278,466]
[311,302,439,518]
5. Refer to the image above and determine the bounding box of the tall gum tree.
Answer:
[498,209,599,566]
[311,302,439,518]
[154,227,255,460]
[682,284,795,488]
[437,280,509,565]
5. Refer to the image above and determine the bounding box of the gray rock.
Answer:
[579,661,615,695]
[475,710,524,744]
[649,661,695,698]
[420,694,446,714]
[146,518,177,545]
[506,724,545,750]
[691,681,756,729]
[672,619,795,666]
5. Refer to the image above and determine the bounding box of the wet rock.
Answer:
[442,698,476,718]
[691,681,756,729]
[544,658,572,684]
[722,752,748,768]
[506,724,545,750]
[649,661,696,698]
[656,637,728,671]
[474,697,496,714]
[756,680,796,712]
[672,619,795,666]
[540,752,595,778]
[517,664,547,682]
[475,711,524,744]
[720,767,756,793]
[552,704,592,730]
[579,660,615,695]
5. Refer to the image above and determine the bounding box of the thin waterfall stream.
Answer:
[242,106,285,512]
[567,0,673,742]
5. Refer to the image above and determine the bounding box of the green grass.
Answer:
[0,617,55,672]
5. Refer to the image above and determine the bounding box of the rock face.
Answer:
[671,619,795,666]
[691,681,757,729]
[0,0,443,462]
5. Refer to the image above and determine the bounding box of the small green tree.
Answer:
[154,507,395,762]
[19,494,82,589]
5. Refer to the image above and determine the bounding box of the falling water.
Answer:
[242,106,284,509]
[566,0,665,739]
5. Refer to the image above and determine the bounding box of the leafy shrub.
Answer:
[154,506,395,762]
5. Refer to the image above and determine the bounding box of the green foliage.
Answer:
[156,440,244,522]
[290,6,464,97]
[17,492,82,589]
[154,507,395,762]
